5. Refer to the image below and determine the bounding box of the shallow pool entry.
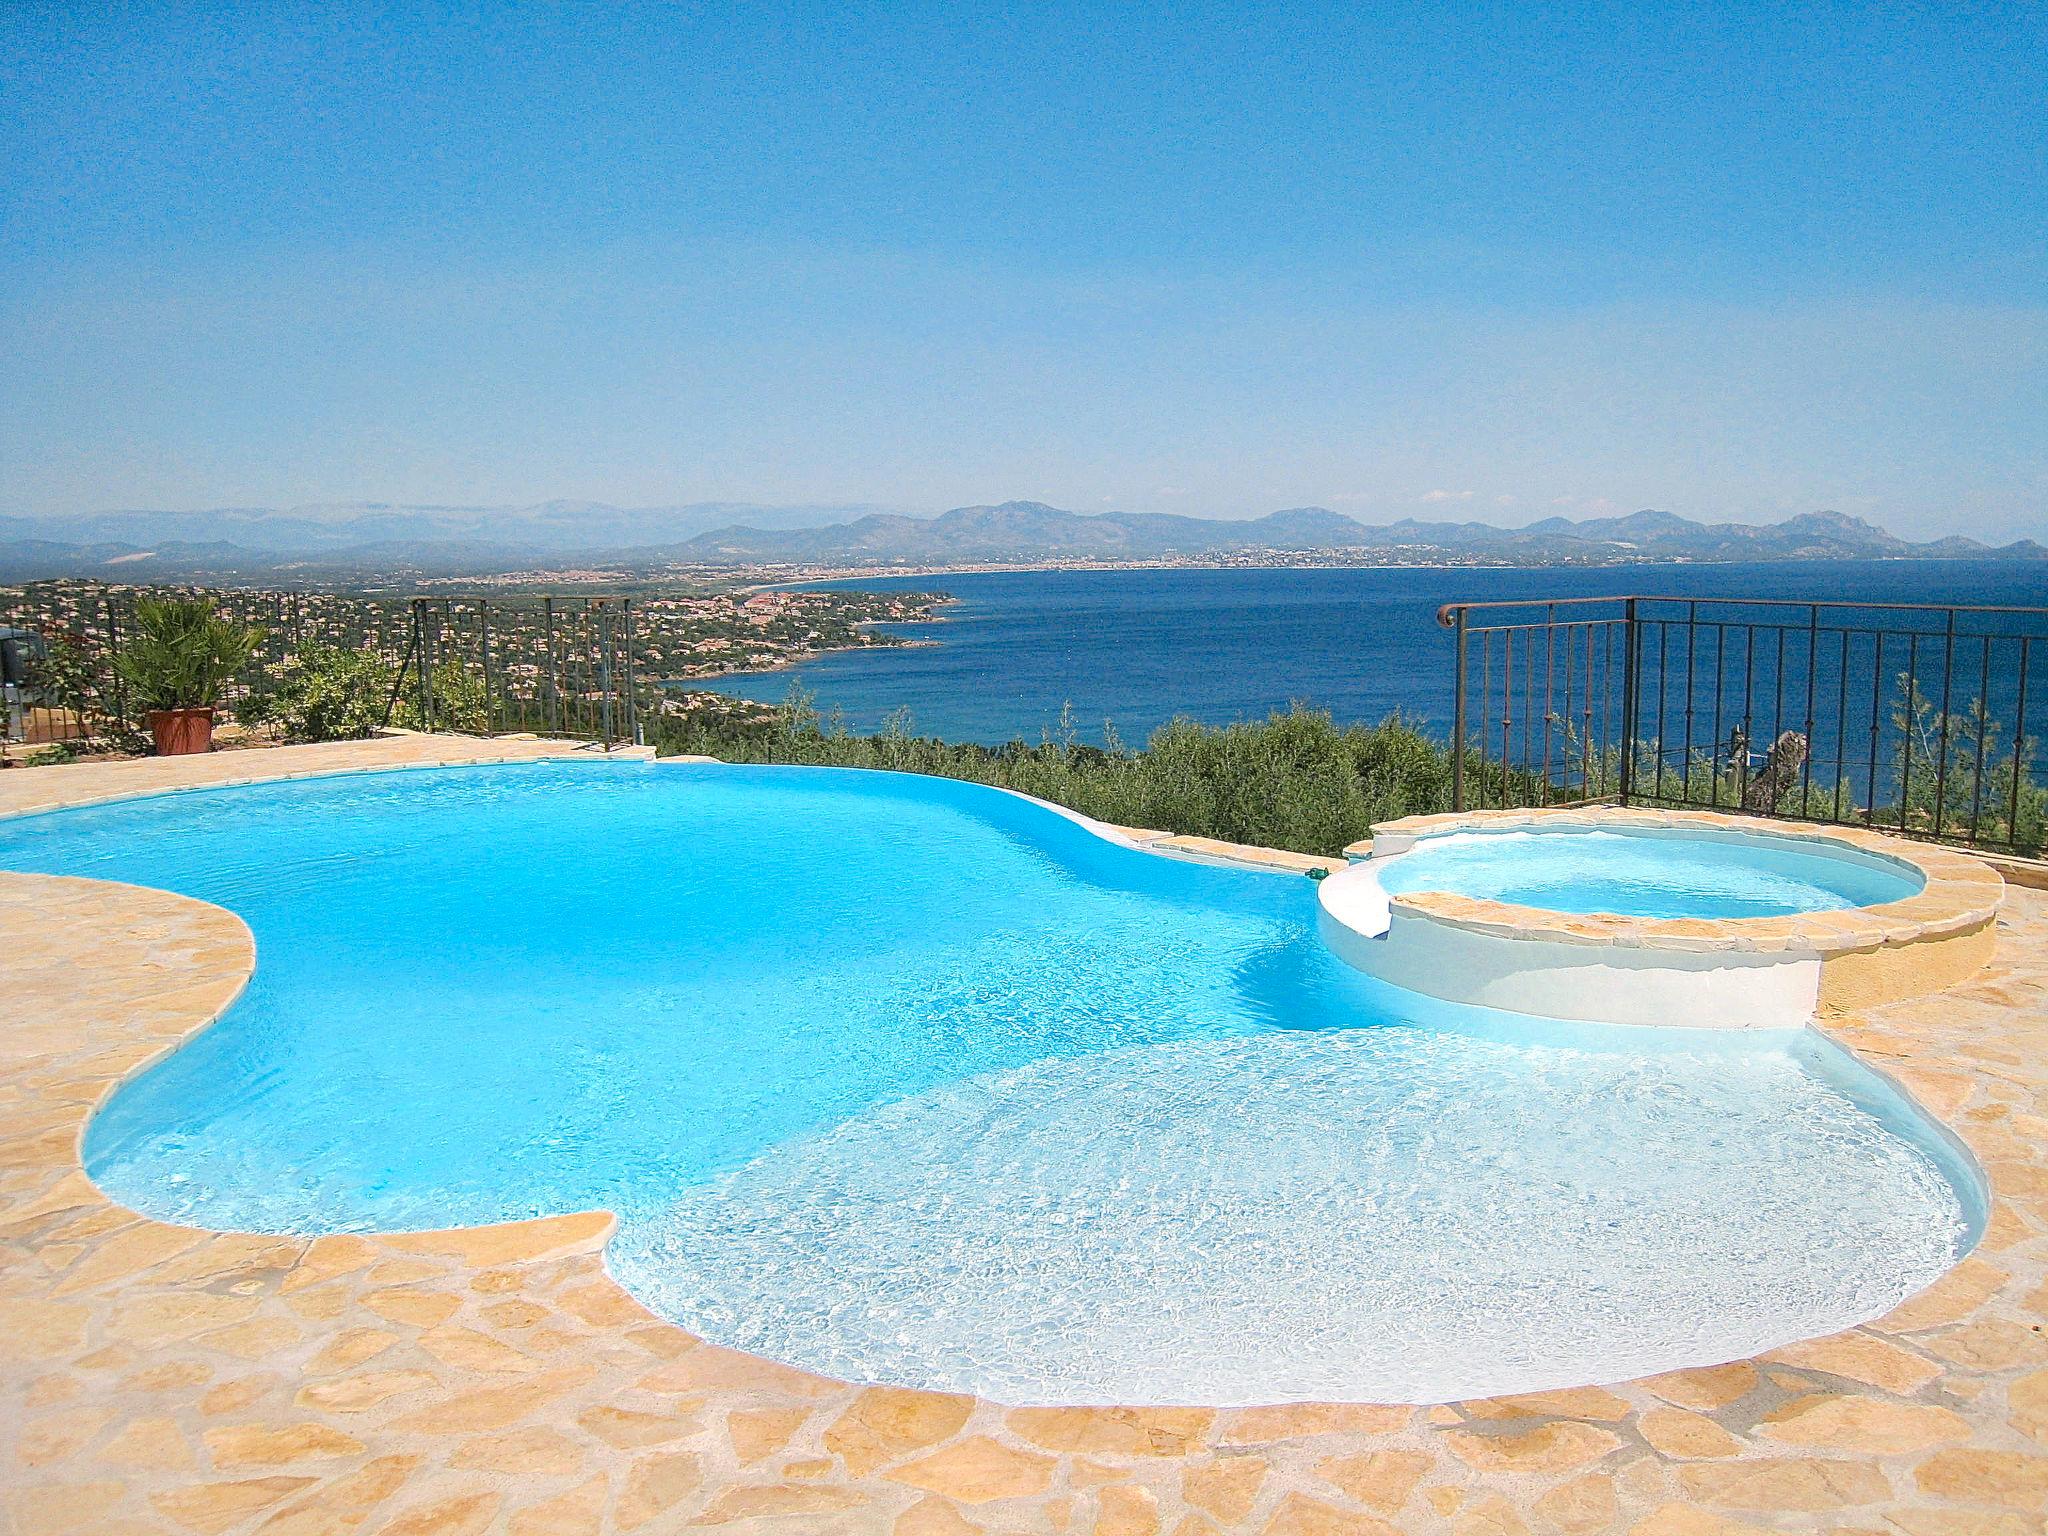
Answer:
[0,761,1982,1404]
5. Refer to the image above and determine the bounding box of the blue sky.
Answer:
[2,2,2043,535]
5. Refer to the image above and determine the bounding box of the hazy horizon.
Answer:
[4,7,2043,539]
[3,496,2013,538]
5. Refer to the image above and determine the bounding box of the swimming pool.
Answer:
[0,760,1982,1404]
[1375,823,1924,919]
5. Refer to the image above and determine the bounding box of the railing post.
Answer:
[479,600,496,736]
[597,603,615,750]
[416,600,434,732]
[1618,598,1639,805]
[543,597,560,736]
[623,598,641,747]
[383,608,421,727]
[1449,605,1467,812]
[103,597,127,734]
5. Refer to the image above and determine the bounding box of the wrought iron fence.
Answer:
[0,587,642,750]
[385,596,641,746]
[1441,595,2048,854]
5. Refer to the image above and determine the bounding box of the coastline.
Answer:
[658,594,955,689]
[727,550,2010,596]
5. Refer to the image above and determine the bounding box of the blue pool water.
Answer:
[1377,825,1923,919]
[1,761,1980,1403]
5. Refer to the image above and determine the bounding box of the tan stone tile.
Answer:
[825,1386,976,1476]
[1259,1492,1401,1536]
[15,1404,114,1465]
[364,1258,445,1286]
[0,1297,92,1361]
[1626,1506,1775,1536]
[636,1340,837,1399]
[614,1451,703,1530]
[1638,1407,1745,1459]
[8,1480,133,1536]
[307,1327,400,1372]
[507,1476,608,1536]
[203,1422,367,1468]
[1222,1403,1409,1442]
[447,1426,587,1476]
[885,1436,1057,1505]
[1883,1511,2044,1536]
[257,1454,421,1535]
[153,1476,320,1535]
[894,1496,982,1536]
[1925,1318,2048,1371]
[1532,1472,1617,1533]
[1635,1362,1757,1411]
[360,1288,463,1329]
[281,1233,378,1293]
[1461,1385,1632,1422]
[417,1323,542,1374]
[98,1414,196,1471]
[47,1220,204,1295]
[1181,1455,1266,1523]
[577,1404,697,1448]
[295,1369,439,1412]
[1315,1449,1430,1513]
[728,1406,810,1466]
[1754,1392,1973,1453]
[1007,1406,1213,1457]
[1913,1448,2048,1509]
[1094,1484,1162,1536]
[203,1313,305,1361]
[2011,1366,2048,1446]
[1443,1422,1621,1475]
[387,1365,596,1433]
[1677,1457,1890,1512]
[373,1490,501,1536]
[483,1298,550,1328]
[1874,1256,2009,1332]
[1764,1330,1943,1392]
[694,1483,868,1523]
[20,1372,83,1409]
[1452,1495,1533,1536]
[200,1373,288,1415]
[283,1280,357,1322]
[120,1358,211,1391]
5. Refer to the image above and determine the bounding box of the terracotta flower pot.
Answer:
[147,706,215,756]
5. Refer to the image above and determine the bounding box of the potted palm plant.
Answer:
[113,597,264,755]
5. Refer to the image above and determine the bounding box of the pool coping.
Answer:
[4,735,2046,1534]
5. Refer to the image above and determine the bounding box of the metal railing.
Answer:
[384,596,642,747]
[1441,595,2048,854]
[0,587,643,750]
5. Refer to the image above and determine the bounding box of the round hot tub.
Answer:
[1374,821,1925,920]
[1319,810,2002,1029]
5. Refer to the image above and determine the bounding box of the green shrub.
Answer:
[654,695,1458,857]
[391,658,491,735]
[238,645,397,743]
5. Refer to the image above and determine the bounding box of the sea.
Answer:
[694,561,2048,747]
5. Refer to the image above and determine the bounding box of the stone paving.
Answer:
[3,737,2046,1535]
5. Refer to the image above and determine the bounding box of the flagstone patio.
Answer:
[3,736,2045,1535]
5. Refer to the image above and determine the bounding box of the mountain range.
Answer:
[1,500,2041,583]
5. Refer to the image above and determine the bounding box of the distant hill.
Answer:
[1,498,2041,583]
[657,501,2043,567]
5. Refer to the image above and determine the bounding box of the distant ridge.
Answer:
[1,498,2041,582]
